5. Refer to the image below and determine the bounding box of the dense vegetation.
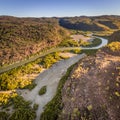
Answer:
[102,42,120,56]
[101,30,120,56]
[9,95,36,120]
[107,42,120,52]
[0,52,61,91]
[59,38,79,47]
[41,52,61,68]
[81,38,102,47]
[39,86,47,95]
[0,16,69,66]
[0,52,62,106]
[0,95,36,120]
[59,37,102,48]
[0,111,9,120]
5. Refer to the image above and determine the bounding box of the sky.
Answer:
[0,0,120,17]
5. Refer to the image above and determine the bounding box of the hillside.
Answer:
[0,16,69,66]
[59,42,120,120]
[0,15,120,120]
[59,15,120,31]
[1,15,120,66]
[109,30,120,42]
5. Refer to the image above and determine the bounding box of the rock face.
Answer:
[59,50,120,120]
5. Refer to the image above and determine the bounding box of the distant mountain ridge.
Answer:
[59,15,120,31]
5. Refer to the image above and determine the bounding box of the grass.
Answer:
[33,104,39,111]
[81,49,98,56]
[9,95,36,120]
[82,38,102,47]
[40,64,75,120]
[107,42,120,52]
[0,111,9,120]
[59,39,79,47]
[39,86,47,95]
[23,82,37,91]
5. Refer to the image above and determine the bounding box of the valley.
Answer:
[0,15,120,120]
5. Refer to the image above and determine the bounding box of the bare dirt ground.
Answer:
[71,34,92,41]
[17,53,86,120]
[59,52,77,58]
[59,51,120,120]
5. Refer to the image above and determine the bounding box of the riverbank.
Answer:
[17,53,86,120]
[0,37,108,74]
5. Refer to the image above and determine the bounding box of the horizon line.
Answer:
[0,14,120,18]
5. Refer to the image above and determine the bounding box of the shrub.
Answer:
[40,64,75,120]
[82,38,102,47]
[41,52,61,68]
[39,86,47,95]
[81,49,98,56]
[9,95,36,120]
[107,42,120,52]
[59,39,79,47]
[0,112,9,120]
[9,108,36,120]
[23,82,37,90]
[33,104,39,111]
[70,49,81,54]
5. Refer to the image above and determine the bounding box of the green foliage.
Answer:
[9,108,36,120]
[82,38,102,47]
[9,95,36,120]
[39,86,47,95]
[72,108,81,117]
[0,52,62,106]
[23,82,37,90]
[33,104,39,111]
[0,92,17,106]
[12,95,31,109]
[102,41,120,56]
[0,58,42,91]
[107,42,120,52]
[0,51,61,92]
[0,111,9,120]
[41,52,61,68]
[59,39,79,47]
[70,49,81,54]
[40,64,75,120]
[81,49,98,56]
[79,39,90,46]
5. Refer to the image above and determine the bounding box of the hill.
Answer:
[109,30,120,42]
[58,42,120,120]
[59,15,120,31]
[40,33,120,120]
[0,16,69,66]
[1,15,120,66]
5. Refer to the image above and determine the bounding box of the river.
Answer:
[0,37,108,74]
